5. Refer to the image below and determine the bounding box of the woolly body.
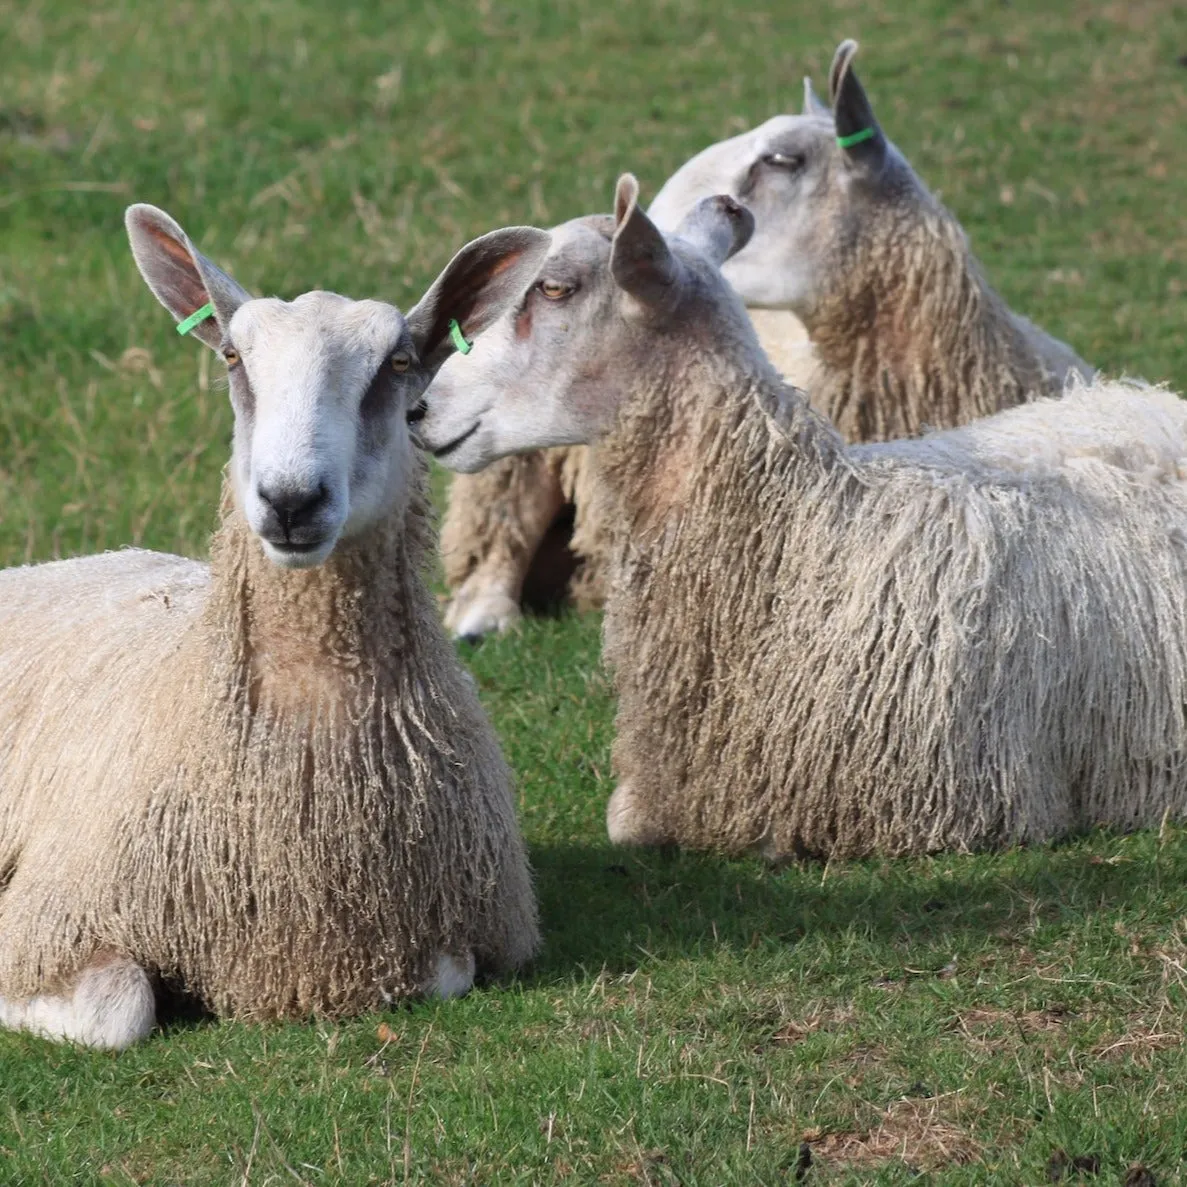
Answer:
[0,473,537,1018]
[596,358,1187,856]
[793,192,1091,440]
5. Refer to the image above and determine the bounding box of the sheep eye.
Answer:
[538,279,574,301]
[390,352,411,373]
[223,348,240,367]
[762,152,805,172]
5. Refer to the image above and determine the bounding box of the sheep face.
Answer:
[417,218,624,472]
[222,294,420,569]
[649,113,839,311]
[127,203,549,567]
[418,176,754,472]
[647,40,920,319]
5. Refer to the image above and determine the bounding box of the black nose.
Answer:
[407,399,427,425]
[257,482,329,537]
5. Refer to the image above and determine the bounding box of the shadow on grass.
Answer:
[519,504,580,616]
[138,829,1187,1034]
[154,978,217,1037]
[526,831,1187,979]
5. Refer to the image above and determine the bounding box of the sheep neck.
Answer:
[803,204,1045,440]
[202,477,434,717]
[593,340,842,550]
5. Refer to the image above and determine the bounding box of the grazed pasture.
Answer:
[2,1,1187,1181]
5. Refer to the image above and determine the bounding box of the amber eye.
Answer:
[390,352,411,373]
[539,279,572,300]
[223,348,240,367]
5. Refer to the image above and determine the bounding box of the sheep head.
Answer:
[126,205,547,568]
[417,174,755,472]
[647,39,916,316]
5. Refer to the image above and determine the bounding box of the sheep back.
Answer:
[600,378,1187,857]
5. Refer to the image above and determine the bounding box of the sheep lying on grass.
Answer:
[0,205,548,1048]
[436,38,1091,641]
[419,174,1187,859]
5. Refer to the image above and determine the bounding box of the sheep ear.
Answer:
[828,40,888,172]
[802,77,830,117]
[125,204,250,351]
[673,194,755,267]
[610,173,681,307]
[406,226,551,372]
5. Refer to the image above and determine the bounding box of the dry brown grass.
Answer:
[803,1094,983,1174]
[952,1004,1072,1053]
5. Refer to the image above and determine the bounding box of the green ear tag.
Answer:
[176,301,215,336]
[837,127,877,149]
[448,318,472,355]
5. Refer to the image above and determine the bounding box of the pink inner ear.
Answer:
[450,246,533,338]
[143,220,209,313]
[485,253,519,279]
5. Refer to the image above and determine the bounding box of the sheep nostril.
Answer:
[407,400,427,426]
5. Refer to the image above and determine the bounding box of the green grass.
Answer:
[4,0,1187,1181]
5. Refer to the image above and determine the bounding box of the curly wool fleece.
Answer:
[0,474,537,1016]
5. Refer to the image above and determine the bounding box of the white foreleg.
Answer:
[424,950,476,999]
[0,952,156,1050]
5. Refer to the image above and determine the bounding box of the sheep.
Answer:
[0,204,550,1049]
[439,308,811,639]
[417,173,1187,859]
[649,38,1095,438]
[436,37,1091,641]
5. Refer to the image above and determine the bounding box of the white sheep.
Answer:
[438,228,808,643]
[0,204,549,1048]
[436,37,1091,641]
[418,173,1187,858]
[649,38,1094,436]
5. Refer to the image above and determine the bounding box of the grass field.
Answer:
[4,0,1187,1182]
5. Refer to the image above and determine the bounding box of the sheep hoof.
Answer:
[0,952,156,1050]
[426,950,476,999]
[445,590,522,641]
[606,782,666,846]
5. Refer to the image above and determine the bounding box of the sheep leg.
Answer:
[440,453,568,641]
[564,447,611,612]
[605,781,670,847]
[0,950,156,1050]
[424,950,475,998]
